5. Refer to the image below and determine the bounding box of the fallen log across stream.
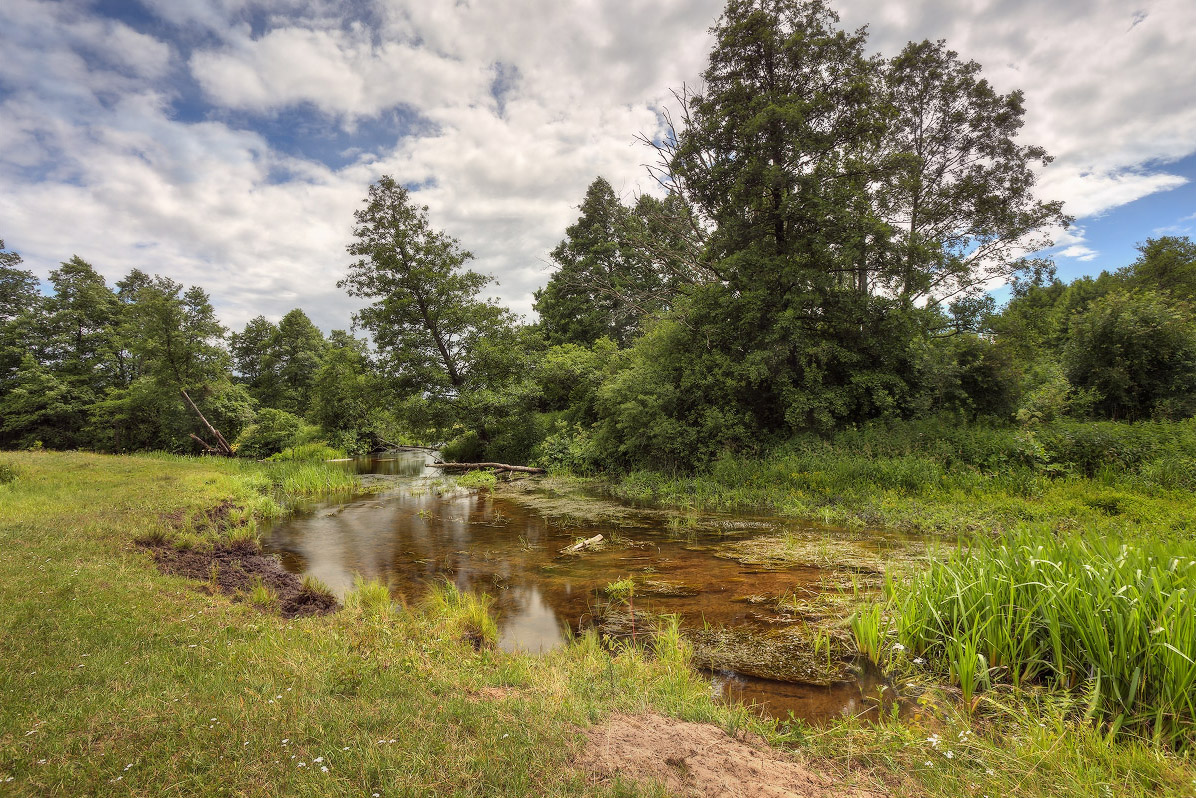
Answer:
[428,462,546,474]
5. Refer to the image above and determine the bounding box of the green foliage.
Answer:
[441,430,485,463]
[452,469,497,491]
[893,529,1196,747]
[266,442,348,462]
[534,178,683,347]
[0,460,18,485]
[233,408,304,459]
[1125,236,1196,301]
[1063,290,1196,420]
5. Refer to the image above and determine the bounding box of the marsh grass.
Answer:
[611,419,1196,541]
[894,530,1196,747]
[452,469,498,491]
[267,442,349,462]
[423,579,499,648]
[343,576,395,620]
[246,577,280,612]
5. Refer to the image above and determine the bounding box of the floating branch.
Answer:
[428,462,546,474]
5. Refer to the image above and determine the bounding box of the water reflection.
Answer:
[266,452,900,722]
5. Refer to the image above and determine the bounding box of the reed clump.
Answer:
[892,529,1196,747]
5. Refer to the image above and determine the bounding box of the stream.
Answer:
[263,452,916,723]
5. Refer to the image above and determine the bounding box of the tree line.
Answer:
[2,0,1195,468]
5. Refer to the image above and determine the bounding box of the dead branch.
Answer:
[181,389,234,456]
[428,462,546,475]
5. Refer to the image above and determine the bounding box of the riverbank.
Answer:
[1,451,1192,796]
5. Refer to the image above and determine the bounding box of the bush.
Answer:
[1063,290,1196,420]
[233,408,304,459]
[441,430,485,463]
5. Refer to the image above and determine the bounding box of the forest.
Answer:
[3,0,1196,786]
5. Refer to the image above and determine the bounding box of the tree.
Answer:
[230,315,279,393]
[1063,290,1196,420]
[534,178,685,347]
[1124,236,1196,301]
[271,308,327,414]
[877,39,1068,303]
[0,240,45,392]
[340,175,512,397]
[44,256,122,394]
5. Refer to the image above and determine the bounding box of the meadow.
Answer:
[1,450,1193,796]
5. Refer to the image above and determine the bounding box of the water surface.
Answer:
[264,452,907,722]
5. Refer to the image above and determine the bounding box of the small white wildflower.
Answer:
[945,750,954,759]
[342,747,350,751]
[913,657,925,665]
[281,739,289,744]
[124,764,133,771]
[297,762,306,768]
[37,759,46,765]
[924,761,933,767]
[502,734,509,739]
[320,766,328,773]
[313,757,323,763]
[892,643,905,652]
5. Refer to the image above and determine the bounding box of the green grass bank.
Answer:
[1,450,1193,796]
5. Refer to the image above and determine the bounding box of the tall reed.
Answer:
[893,529,1196,747]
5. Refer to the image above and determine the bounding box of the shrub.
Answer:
[233,408,304,459]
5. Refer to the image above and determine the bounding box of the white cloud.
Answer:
[2,0,1196,335]
[1057,245,1099,262]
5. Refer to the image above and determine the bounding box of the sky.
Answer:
[1,0,1195,333]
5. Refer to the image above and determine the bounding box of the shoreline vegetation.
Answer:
[2,451,1194,796]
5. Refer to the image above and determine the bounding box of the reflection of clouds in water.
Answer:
[262,451,901,723]
[498,586,567,654]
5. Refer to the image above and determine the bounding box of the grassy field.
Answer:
[1,451,1194,796]
[609,420,1196,541]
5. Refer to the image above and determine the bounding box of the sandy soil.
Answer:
[578,713,887,798]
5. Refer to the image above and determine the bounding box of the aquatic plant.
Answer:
[893,530,1196,747]
[344,576,394,621]
[423,580,498,648]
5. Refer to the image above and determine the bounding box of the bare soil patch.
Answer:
[142,539,338,618]
[578,713,886,798]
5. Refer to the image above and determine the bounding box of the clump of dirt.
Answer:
[142,540,337,618]
[578,713,885,798]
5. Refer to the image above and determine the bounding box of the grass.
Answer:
[267,443,350,462]
[608,419,1196,542]
[890,530,1196,747]
[452,469,499,491]
[1,450,1194,796]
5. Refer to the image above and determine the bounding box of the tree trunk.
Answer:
[428,462,545,474]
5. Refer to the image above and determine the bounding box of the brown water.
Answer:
[263,452,903,723]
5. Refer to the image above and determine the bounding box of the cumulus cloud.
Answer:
[1,0,1195,335]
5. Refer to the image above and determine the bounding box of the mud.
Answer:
[143,539,338,618]
[578,713,887,798]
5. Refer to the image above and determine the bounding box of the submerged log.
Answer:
[561,534,604,554]
[428,462,546,474]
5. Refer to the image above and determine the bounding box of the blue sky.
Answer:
[2,0,1195,332]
